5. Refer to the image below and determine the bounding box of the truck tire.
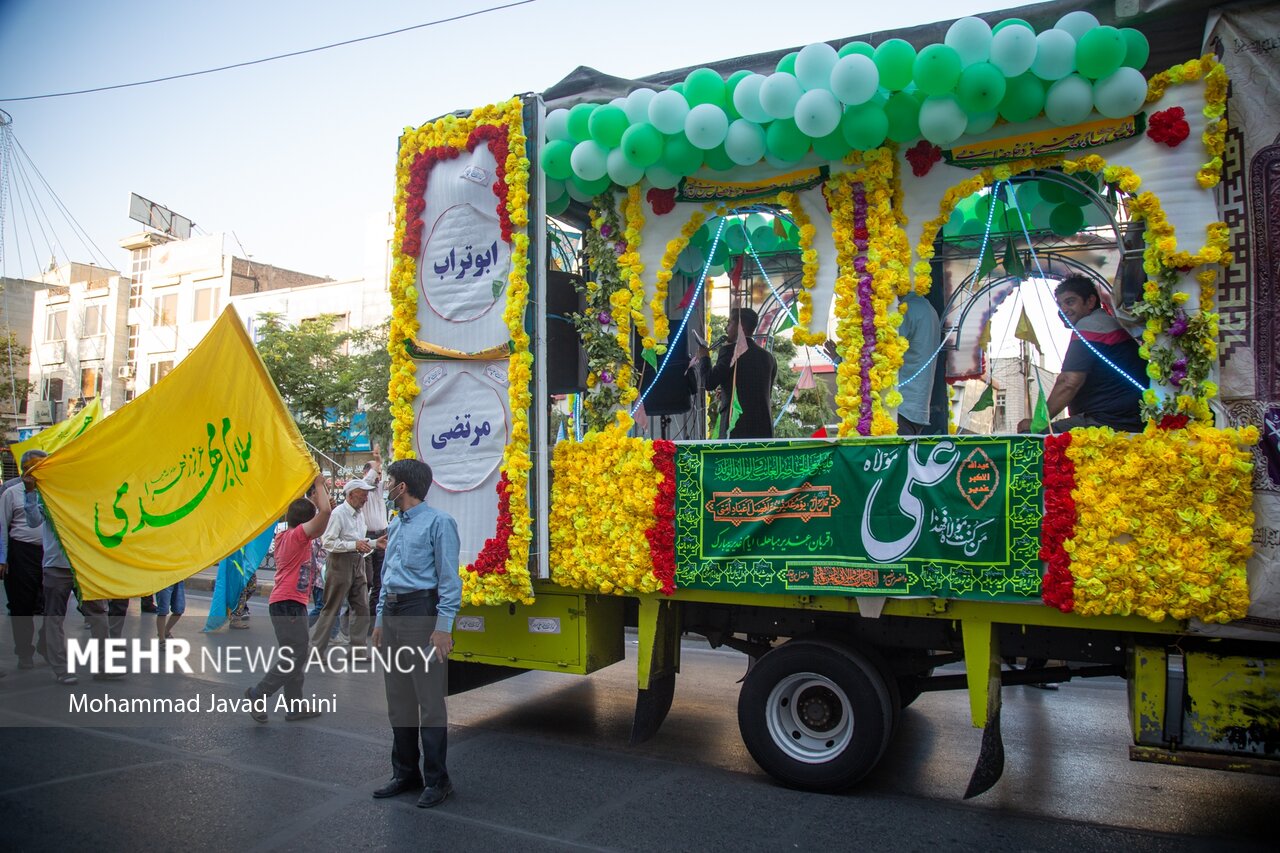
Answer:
[737,640,894,792]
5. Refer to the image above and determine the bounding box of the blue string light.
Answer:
[1004,179,1147,393]
[631,216,728,415]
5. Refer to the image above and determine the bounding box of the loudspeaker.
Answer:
[637,320,694,416]
[547,270,587,394]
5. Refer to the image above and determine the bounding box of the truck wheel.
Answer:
[737,640,894,792]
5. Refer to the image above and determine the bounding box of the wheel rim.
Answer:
[764,671,854,764]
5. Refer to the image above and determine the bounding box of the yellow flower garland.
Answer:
[773,191,826,347]
[1145,55,1228,190]
[549,431,664,594]
[389,99,534,605]
[1065,424,1255,623]
[650,208,710,352]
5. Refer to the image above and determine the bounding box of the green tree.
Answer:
[0,329,33,415]
[253,312,390,460]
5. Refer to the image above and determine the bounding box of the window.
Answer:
[84,303,107,336]
[129,247,150,309]
[149,360,174,387]
[126,324,139,366]
[45,308,67,341]
[153,293,178,327]
[42,376,64,402]
[80,366,103,399]
[193,286,220,322]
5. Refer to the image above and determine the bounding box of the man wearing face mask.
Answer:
[370,458,461,809]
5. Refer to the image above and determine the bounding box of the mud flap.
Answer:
[961,618,1004,798]
[631,596,680,745]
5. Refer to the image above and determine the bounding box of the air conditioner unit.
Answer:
[117,365,133,379]
[32,401,54,424]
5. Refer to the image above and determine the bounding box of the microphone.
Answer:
[709,335,728,348]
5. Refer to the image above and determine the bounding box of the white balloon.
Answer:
[989,25,1037,77]
[648,89,691,135]
[794,89,842,138]
[918,96,969,145]
[732,74,772,124]
[759,72,803,120]
[606,147,645,186]
[546,109,571,141]
[965,110,999,135]
[1055,10,1100,41]
[1044,74,1094,126]
[610,97,627,109]
[1093,67,1148,119]
[645,164,682,190]
[725,118,767,165]
[1031,29,1077,81]
[684,103,730,150]
[565,178,596,203]
[570,140,609,182]
[795,42,839,91]
[545,177,566,203]
[945,17,993,66]
[829,54,880,105]
[624,88,658,124]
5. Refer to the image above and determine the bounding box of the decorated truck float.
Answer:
[389,0,1280,795]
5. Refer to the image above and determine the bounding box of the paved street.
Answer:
[0,590,1276,851]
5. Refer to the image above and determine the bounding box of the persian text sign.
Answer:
[673,438,1044,599]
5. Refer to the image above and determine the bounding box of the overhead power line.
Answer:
[0,0,538,103]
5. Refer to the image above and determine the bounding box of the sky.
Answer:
[0,0,1034,284]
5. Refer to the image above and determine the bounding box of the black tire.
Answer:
[737,640,894,792]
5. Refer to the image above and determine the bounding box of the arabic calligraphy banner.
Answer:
[9,397,103,462]
[27,307,318,600]
[674,437,1044,600]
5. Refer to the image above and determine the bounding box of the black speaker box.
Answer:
[547,270,587,394]
[636,319,694,416]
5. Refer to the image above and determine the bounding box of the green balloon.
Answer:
[751,224,780,253]
[1038,179,1068,204]
[841,102,889,149]
[724,220,748,252]
[547,193,571,217]
[997,73,1046,123]
[670,82,686,96]
[621,123,663,168]
[766,118,810,162]
[1076,26,1126,80]
[710,238,729,265]
[992,18,1034,33]
[1077,171,1101,193]
[1049,202,1085,236]
[776,52,798,75]
[571,172,612,198]
[956,62,1007,114]
[685,67,727,108]
[884,91,922,143]
[543,139,574,180]
[588,105,629,148]
[724,70,752,121]
[839,41,875,58]
[703,143,736,172]
[567,103,596,142]
[874,39,918,91]
[744,212,768,232]
[1062,187,1091,207]
[913,44,963,97]
[660,133,704,176]
[690,224,711,250]
[813,128,853,161]
[1119,28,1150,70]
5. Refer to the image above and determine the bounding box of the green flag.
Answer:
[729,393,743,433]
[1030,381,1051,432]
[970,384,995,412]
[1003,237,1025,279]
[641,347,658,370]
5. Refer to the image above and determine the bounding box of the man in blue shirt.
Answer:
[370,458,461,809]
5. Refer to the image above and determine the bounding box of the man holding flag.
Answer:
[698,307,778,440]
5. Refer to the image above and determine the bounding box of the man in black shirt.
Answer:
[698,307,779,439]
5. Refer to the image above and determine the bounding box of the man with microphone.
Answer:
[697,306,778,439]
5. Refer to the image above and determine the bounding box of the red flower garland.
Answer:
[1158,413,1190,430]
[400,123,514,259]
[1147,107,1190,148]
[905,141,943,177]
[1039,433,1077,611]
[646,440,677,595]
[469,474,512,576]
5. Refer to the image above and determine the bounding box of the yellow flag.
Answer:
[25,307,317,600]
[10,397,103,463]
[1014,307,1040,350]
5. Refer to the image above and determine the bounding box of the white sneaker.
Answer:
[336,632,351,646]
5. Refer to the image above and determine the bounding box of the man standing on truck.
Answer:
[698,306,778,439]
[370,458,461,809]
[1018,275,1148,433]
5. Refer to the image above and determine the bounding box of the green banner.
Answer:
[674,437,1044,600]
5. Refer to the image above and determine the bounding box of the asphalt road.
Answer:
[0,591,1276,852]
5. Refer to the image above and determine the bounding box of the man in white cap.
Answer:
[310,478,376,655]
